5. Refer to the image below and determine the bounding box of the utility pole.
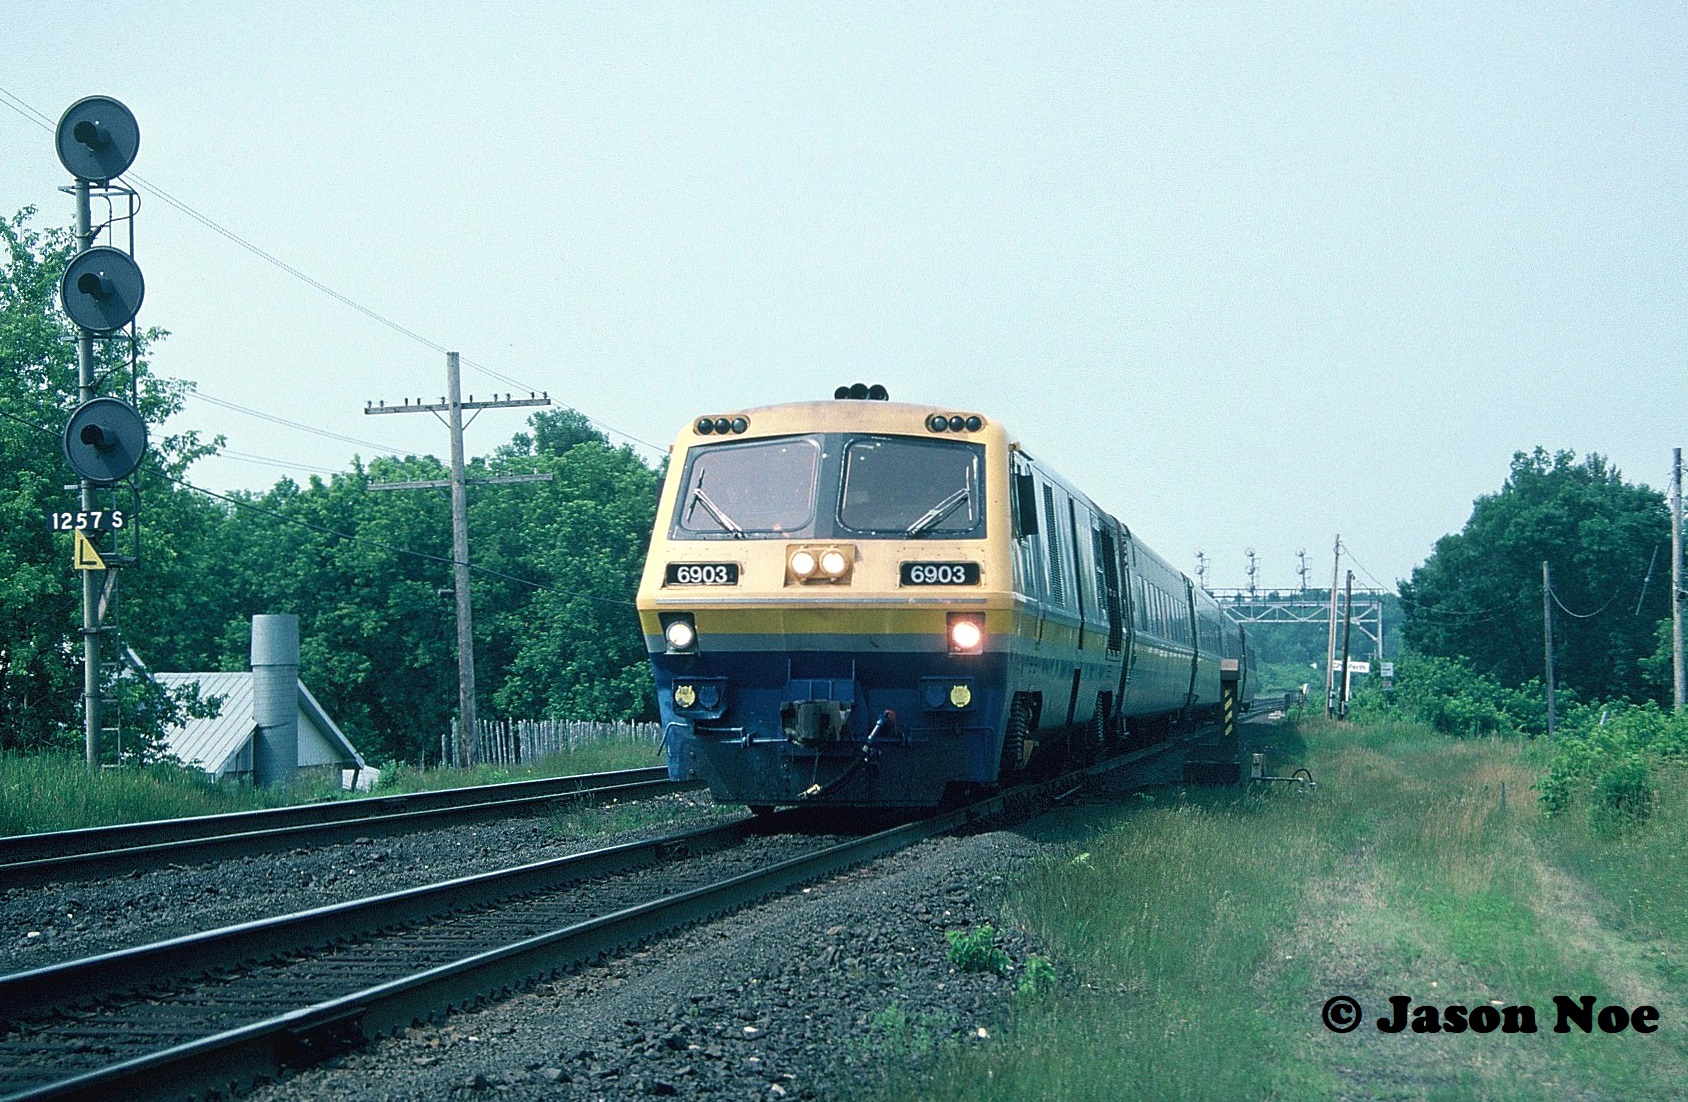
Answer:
[1543,559,1556,737]
[1325,535,1341,716]
[1673,447,1684,712]
[1296,548,1309,593]
[366,352,549,768]
[1338,570,1355,719]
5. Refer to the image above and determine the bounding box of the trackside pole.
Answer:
[1218,659,1239,765]
[1183,658,1242,784]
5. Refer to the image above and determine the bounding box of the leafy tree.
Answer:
[0,210,81,751]
[4,205,663,766]
[0,208,212,755]
[478,429,658,722]
[1400,448,1669,704]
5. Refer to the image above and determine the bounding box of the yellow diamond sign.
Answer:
[73,530,106,571]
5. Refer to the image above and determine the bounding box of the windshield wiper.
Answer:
[688,486,744,536]
[906,487,971,536]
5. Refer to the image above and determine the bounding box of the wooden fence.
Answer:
[442,718,663,768]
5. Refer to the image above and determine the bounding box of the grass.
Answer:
[0,740,664,837]
[881,716,1688,1101]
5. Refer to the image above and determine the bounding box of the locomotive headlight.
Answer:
[662,613,698,653]
[790,550,818,578]
[947,612,985,654]
[820,549,849,577]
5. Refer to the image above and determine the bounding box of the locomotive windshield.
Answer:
[838,437,983,537]
[673,436,821,536]
[670,433,986,541]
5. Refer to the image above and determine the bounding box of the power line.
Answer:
[186,390,404,454]
[155,466,635,608]
[217,448,347,476]
[0,82,665,459]
[1548,585,1618,620]
[0,404,635,608]
[0,86,53,129]
[1339,544,1394,593]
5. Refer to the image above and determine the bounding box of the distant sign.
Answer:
[1333,659,1373,674]
[1380,662,1395,679]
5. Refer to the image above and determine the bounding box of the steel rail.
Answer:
[0,815,755,1025]
[0,766,671,863]
[0,808,969,1102]
[0,772,698,890]
[0,736,1198,1102]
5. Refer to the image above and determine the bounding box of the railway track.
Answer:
[0,738,1192,1102]
[0,767,696,890]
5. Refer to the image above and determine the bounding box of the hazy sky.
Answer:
[3,3,1683,591]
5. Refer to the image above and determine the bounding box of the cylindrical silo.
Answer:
[251,613,299,787]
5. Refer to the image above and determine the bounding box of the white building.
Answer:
[152,671,372,787]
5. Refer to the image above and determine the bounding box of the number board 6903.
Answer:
[900,561,980,586]
[665,562,740,586]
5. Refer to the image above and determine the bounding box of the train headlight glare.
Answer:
[948,614,985,653]
[664,618,697,651]
[790,550,817,577]
[820,549,848,576]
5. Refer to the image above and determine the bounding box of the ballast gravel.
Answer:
[2,755,1228,1100]
[0,790,738,975]
[244,828,1047,1102]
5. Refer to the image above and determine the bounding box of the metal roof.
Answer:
[152,672,367,777]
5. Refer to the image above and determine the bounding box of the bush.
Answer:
[1348,652,1548,737]
[1536,702,1688,828]
[1589,754,1654,832]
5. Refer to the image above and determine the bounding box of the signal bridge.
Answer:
[1203,587,1387,660]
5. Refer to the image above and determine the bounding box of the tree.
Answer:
[0,207,212,755]
[4,202,662,765]
[478,432,659,723]
[1400,448,1670,704]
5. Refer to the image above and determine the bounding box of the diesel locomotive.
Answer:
[636,385,1254,809]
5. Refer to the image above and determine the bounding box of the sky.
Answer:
[2,3,1683,592]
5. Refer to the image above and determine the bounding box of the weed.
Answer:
[945,924,1012,976]
[1015,954,1058,1001]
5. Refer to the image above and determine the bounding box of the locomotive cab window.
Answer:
[837,437,985,538]
[672,435,821,538]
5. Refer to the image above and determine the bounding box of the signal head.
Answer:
[60,246,145,333]
[63,397,148,484]
[56,96,140,182]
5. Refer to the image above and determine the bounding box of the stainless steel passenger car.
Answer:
[637,387,1253,809]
